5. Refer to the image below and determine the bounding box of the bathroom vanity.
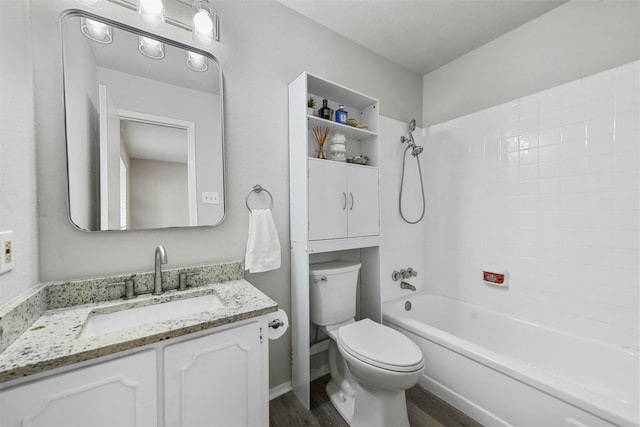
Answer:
[0,263,277,427]
[1,320,265,427]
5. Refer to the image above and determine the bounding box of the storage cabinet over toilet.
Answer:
[289,72,381,410]
[308,159,379,240]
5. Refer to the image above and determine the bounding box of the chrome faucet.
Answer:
[400,281,416,291]
[153,245,168,295]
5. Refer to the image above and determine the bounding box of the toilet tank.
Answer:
[309,261,362,326]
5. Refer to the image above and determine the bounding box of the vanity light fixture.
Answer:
[138,36,165,59]
[80,17,113,43]
[138,0,165,27]
[186,51,208,72]
[192,0,219,44]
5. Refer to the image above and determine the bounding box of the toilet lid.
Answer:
[337,319,424,372]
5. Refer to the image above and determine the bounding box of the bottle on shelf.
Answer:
[319,99,331,120]
[335,104,348,125]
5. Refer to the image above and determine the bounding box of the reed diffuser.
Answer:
[311,126,330,159]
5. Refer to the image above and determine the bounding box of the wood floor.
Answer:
[269,375,482,427]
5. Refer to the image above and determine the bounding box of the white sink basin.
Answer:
[79,293,225,339]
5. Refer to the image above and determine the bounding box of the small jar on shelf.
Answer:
[329,133,346,162]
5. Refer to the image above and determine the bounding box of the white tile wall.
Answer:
[379,117,426,303]
[423,61,639,349]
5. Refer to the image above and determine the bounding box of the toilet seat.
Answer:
[337,319,424,372]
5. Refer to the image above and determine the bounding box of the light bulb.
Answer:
[139,36,165,59]
[186,51,207,72]
[86,19,108,40]
[142,37,160,49]
[80,17,112,44]
[193,10,213,36]
[140,0,163,14]
[138,0,165,27]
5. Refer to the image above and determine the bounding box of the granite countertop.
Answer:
[0,278,278,384]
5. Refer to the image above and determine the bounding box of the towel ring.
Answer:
[246,185,274,211]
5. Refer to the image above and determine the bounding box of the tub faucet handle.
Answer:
[391,271,403,281]
[406,267,418,277]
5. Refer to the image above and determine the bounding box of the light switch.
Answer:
[202,192,219,204]
[0,231,15,274]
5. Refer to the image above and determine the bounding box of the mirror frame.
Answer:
[60,9,226,232]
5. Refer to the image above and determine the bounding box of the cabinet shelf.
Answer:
[307,115,377,141]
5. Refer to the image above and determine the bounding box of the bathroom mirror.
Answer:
[61,11,225,231]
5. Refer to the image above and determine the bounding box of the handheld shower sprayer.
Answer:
[399,119,426,224]
[400,119,422,156]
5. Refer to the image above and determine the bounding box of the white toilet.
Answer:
[310,261,424,427]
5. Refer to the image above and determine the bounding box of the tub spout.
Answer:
[400,281,416,291]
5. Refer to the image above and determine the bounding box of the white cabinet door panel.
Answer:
[347,166,379,238]
[164,323,262,427]
[0,350,157,427]
[308,159,348,240]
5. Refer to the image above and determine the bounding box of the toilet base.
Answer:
[326,379,355,424]
[326,377,411,427]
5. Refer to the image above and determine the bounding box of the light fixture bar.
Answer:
[105,0,218,39]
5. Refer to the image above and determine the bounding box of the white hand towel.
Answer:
[245,209,281,273]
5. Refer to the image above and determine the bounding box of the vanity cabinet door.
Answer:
[308,159,348,240]
[0,350,157,427]
[163,322,264,427]
[347,166,379,238]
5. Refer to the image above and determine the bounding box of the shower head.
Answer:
[412,145,424,156]
[401,119,418,148]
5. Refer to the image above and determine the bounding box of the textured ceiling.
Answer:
[278,0,568,75]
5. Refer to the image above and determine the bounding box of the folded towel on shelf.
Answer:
[245,209,281,273]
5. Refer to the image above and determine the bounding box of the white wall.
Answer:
[129,158,189,229]
[423,0,640,126]
[27,0,422,390]
[423,61,639,349]
[0,0,39,305]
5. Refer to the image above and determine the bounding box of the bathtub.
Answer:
[382,293,639,427]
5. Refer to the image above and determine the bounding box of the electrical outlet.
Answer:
[0,231,15,274]
[202,192,219,204]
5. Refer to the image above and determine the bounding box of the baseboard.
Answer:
[269,380,292,401]
[310,363,330,382]
[269,365,330,401]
